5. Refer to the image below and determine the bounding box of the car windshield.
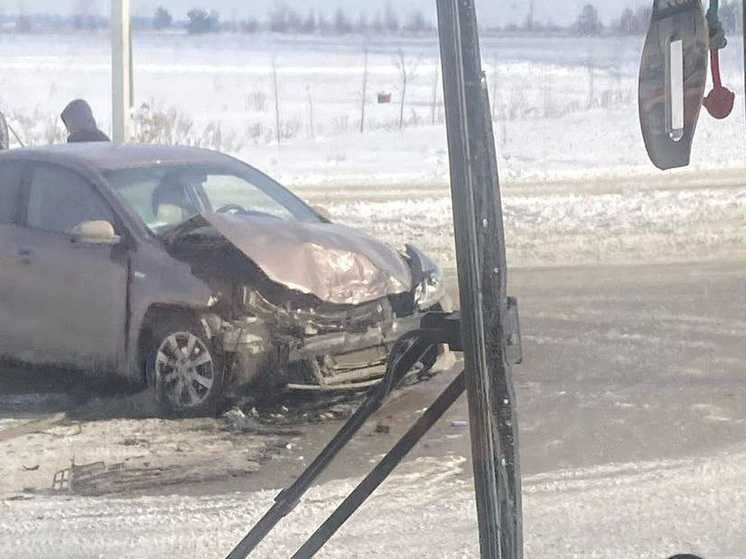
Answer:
[103,163,320,233]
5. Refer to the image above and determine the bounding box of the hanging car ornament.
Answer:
[702,0,735,119]
[639,0,709,170]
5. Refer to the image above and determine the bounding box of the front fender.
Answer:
[126,240,215,382]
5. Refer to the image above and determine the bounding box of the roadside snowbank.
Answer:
[303,173,746,268]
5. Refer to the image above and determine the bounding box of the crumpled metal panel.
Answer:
[201,213,413,305]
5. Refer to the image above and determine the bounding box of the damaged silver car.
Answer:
[0,144,447,414]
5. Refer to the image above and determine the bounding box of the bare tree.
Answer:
[357,13,368,35]
[268,3,289,33]
[585,51,595,109]
[372,12,383,34]
[403,10,433,34]
[305,86,314,138]
[187,9,220,35]
[153,6,172,30]
[574,3,603,36]
[360,48,369,133]
[430,57,440,125]
[334,8,353,34]
[384,4,400,34]
[271,55,281,145]
[394,50,420,130]
[300,10,316,34]
[490,57,499,122]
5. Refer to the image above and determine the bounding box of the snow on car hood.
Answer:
[169,213,413,305]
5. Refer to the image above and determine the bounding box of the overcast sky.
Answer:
[2,1,638,27]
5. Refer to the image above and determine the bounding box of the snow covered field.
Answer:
[0,32,743,184]
[2,450,744,559]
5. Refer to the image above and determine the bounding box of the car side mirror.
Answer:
[71,220,122,245]
[0,111,9,151]
[638,0,709,170]
[312,205,332,221]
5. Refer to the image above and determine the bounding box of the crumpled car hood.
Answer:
[167,213,413,305]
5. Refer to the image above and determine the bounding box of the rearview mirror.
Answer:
[638,0,709,170]
[71,220,122,245]
[0,111,9,151]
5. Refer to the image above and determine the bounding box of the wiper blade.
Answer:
[158,214,210,244]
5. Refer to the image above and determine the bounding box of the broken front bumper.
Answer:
[287,314,421,362]
[217,312,425,391]
[215,299,521,393]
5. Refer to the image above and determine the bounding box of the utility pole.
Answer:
[743,0,746,132]
[437,0,523,557]
[111,0,131,143]
[360,48,369,133]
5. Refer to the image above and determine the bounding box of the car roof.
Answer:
[0,143,236,171]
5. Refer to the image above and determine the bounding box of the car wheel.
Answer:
[146,319,223,416]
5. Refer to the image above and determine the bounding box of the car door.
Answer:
[9,161,129,372]
[0,160,29,359]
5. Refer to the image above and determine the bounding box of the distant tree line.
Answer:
[0,13,109,31]
[1,2,742,38]
[153,1,746,37]
[615,1,742,36]
[175,4,436,36]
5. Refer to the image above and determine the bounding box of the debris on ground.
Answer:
[0,413,67,443]
[237,390,368,427]
[0,361,447,498]
[222,408,303,436]
[375,424,391,435]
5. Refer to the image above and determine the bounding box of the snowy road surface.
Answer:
[1,450,743,559]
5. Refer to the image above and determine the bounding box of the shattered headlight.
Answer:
[414,267,446,310]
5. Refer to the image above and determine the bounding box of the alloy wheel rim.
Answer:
[155,332,214,408]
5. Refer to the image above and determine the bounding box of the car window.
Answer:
[111,175,160,224]
[26,164,117,235]
[0,161,24,225]
[201,174,293,220]
[104,163,317,233]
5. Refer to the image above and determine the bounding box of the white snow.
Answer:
[0,33,743,185]
[310,174,746,268]
[1,450,744,558]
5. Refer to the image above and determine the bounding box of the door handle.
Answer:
[17,249,32,265]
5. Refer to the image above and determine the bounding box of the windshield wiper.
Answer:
[157,214,211,244]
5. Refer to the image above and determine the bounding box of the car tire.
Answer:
[145,316,224,417]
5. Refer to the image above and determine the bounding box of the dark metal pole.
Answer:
[436,1,523,558]
[225,336,432,559]
[290,370,467,559]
